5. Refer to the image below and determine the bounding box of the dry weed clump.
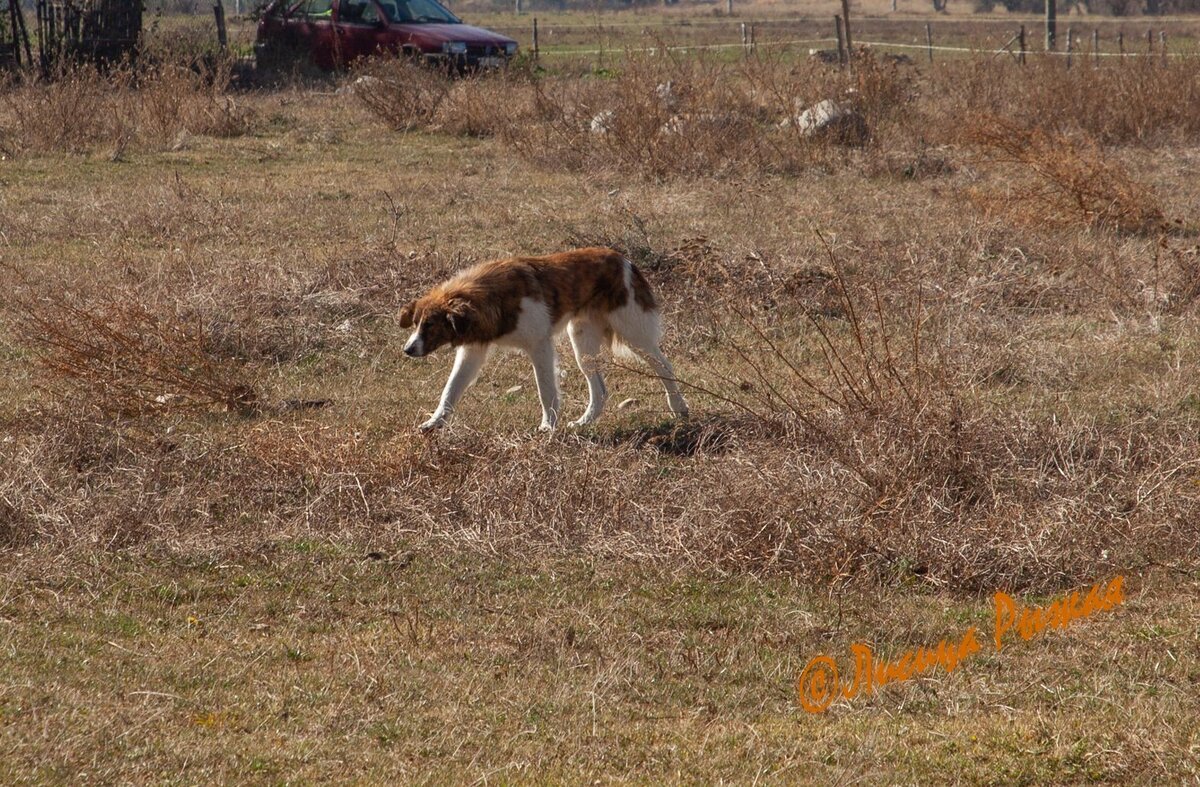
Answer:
[9,290,256,418]
[352,52,1200,185]
[173,242,423,363]
[929,57,1200,146]
[641,267,1200,586]
[356,51,913,178]
[690,254,988,513]
[964,116,1165,235]
[433,71,533,138]
[353,57,533,137]
[0,66,114,155]
[133,58,252,144]
[496,52,859,179]
[0,59,252,157]
[353,57,454,132]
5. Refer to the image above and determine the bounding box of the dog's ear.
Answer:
[398,300,416,329]
[445,298,472,338]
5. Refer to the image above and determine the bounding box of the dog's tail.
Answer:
[627,259,658,312]
[607,257,664,360]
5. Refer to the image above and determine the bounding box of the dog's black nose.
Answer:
[404,347,418,357]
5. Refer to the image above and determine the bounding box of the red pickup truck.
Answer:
[256,0,519,71]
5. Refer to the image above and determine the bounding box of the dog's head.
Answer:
[399,296,472,358]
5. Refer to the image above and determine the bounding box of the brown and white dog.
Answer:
[399,247,689,431]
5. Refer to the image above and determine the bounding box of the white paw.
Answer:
[537,422,556,433]
[419,416,447,431]
[568,415,598,428]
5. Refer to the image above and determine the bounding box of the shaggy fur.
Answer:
[400,247,688,431]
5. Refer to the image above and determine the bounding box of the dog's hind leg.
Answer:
[527,339,562,431]
[420,345,489,431]
[609,305,689,420]
[637,344,689,420]
[567,318,608,427]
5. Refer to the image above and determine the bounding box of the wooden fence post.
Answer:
[840,0,853,62]
[1065,25,1072,68]
[925,22,933,63]
[834,15,846,66]
[727,0,733,15]
[532,17,538,60]
[1092,29,1098,66]
[1160,31,1167,65]
[1018,24,1026,64]
[213,2,227,51]
[1117,31,1124,59]
[1045,0,1056,51]
[6,0,20,66]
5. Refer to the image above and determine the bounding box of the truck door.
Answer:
[297,0,338,69]
[333,0,387,65]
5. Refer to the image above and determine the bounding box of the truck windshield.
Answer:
[379,0,460,23]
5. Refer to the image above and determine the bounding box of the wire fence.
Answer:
[482,13,1200,31]
[485,14,1200,63]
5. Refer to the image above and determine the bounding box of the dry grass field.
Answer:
[2,12,1200,782]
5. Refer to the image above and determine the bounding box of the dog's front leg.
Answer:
[527,339,561,432]
[420,345,488,431]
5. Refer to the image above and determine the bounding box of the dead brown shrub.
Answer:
[928,57,1200,146]
[0,66,119,155]
[134,58,252,143]
[646,254,1200,586]
[354,51,910,179]
[496,52,852,179]
[964,116,1165,235]
[433,72,530,138]
[689,243,982,515]
[353,57,454,132]
[9,291,255,418]
[0,59,253,157]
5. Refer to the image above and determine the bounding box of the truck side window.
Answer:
[306,0,334,18]
[340,0,380,24]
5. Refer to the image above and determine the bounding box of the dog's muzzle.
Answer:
[403,335,424,358]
